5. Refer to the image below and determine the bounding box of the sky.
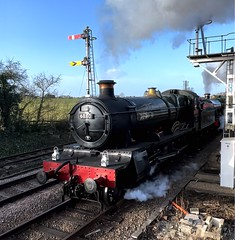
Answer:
[0,0,234,97]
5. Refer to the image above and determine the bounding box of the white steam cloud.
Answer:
[124,163,198,201]
[202,63,227,93]
[124,175,170,201]
[100,0,234,58]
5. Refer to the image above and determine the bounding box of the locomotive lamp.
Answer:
[101,151,109,167]
[52,147,60,161]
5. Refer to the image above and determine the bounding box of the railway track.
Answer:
[0,143,210,240]
[0,143,74,179]
[0,149,53,179]
[0,198,120,239]
[1,133,230,239]
[0,173,59,207]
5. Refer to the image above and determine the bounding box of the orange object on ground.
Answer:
[171,201,189,215]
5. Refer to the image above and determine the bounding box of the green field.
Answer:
[21,97,80,122]
[0,97,80,157]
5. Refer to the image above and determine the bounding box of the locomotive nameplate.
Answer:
[137,110,166,121]
[79,113,95,119]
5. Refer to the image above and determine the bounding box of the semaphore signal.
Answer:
[69,61,82,66]
[68,26,97,97]
[68,34,83,40]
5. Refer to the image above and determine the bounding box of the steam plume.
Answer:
[124,163,198,202]
[124,175,170,201]
[202,63,227,93]
[100,0,234,58]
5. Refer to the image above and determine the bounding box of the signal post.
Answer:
[68,26,97,97]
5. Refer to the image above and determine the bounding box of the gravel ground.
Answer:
[0,183,64,234]
[138,190,234,240]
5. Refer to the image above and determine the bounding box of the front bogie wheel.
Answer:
[102,187,122,206]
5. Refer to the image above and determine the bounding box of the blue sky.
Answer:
[0,0,234,97]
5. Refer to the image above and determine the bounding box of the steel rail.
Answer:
[0,177,58,207]
[0,199,73,239]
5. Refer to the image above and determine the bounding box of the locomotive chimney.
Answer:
[204,93,211,99]
[97,80,116,98]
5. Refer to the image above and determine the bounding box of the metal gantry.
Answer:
[68,26,97,97]
[187,23,235,188]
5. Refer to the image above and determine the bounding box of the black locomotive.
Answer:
[70,80,177,149]
[69,80,215,149]
[37,80,220,205]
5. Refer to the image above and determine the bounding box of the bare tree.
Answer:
[33,73,61,125]
[0,59,28,130]
[18,84,37,122]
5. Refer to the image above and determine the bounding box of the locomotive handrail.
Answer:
[109,108,173,115]
[187,32,235,56]
[55,160,71,175]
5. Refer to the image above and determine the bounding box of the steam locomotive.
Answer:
[36,80,220,205]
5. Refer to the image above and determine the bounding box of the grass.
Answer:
[0,97,80,157]
[21,97,80,121]
[0,122,74,158]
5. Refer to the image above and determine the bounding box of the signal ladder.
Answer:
[224,53,235,137]
[86,27,97,97]
[68,26,97,97]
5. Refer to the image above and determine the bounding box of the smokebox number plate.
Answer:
[79,113,95,119]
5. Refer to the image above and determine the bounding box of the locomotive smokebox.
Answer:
[98,80,116,98]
